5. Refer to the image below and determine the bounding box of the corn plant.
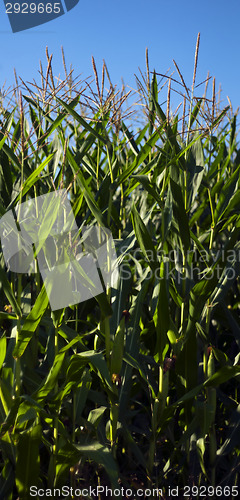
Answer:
[0,37,240,500]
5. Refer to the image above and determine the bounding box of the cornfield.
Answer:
[0,37,240,499]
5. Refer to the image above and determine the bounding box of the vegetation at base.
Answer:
[0,37,240,498]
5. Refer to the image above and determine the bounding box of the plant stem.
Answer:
[53,325,59,486]
[14,275,22,398]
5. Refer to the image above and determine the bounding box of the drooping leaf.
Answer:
[13,285,49,358]
[16,424,41,496]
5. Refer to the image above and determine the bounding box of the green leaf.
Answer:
[57,441,119,489]
[16,424,41,496]
[33,351,65,401]
[0,461,15,499]
[0,334,6,370]
[13,154,54,203]
[95,292,113,318]
[111,318,125,374]
[88,406,107,427]
[188,138,204,206]
[13,285,49,358]
[0,150,13,206]
[149,71,158,136]
[0,264,22,318]
[131,204,158,271]
[121,122,139,156]
[119,279,150,418]
[132,175,163,207]
[212,106,230,129]
[214,165,240,222]
[56,97,107,144]
[217,404,240,456]
[170,178,190,252]
[118,127,163,184]
[67,149,107,226]
[153,263,170,363]
[69,351,112,391]
[160,364,240,433]
[38,95,80,145]
[189,99,203,128]
[162,184,173,241]
[0,134,7,151]
[2,143,21,172]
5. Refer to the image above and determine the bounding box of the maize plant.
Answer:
[0,38,240,499]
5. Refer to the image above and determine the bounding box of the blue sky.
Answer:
[0,0,239,119]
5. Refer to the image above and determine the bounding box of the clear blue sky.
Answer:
[0,0,240,118]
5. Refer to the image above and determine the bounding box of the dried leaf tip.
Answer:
[146,47,150,93]
[92,56,100,101]
[167,78,171,124]
[192,32,200,92]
